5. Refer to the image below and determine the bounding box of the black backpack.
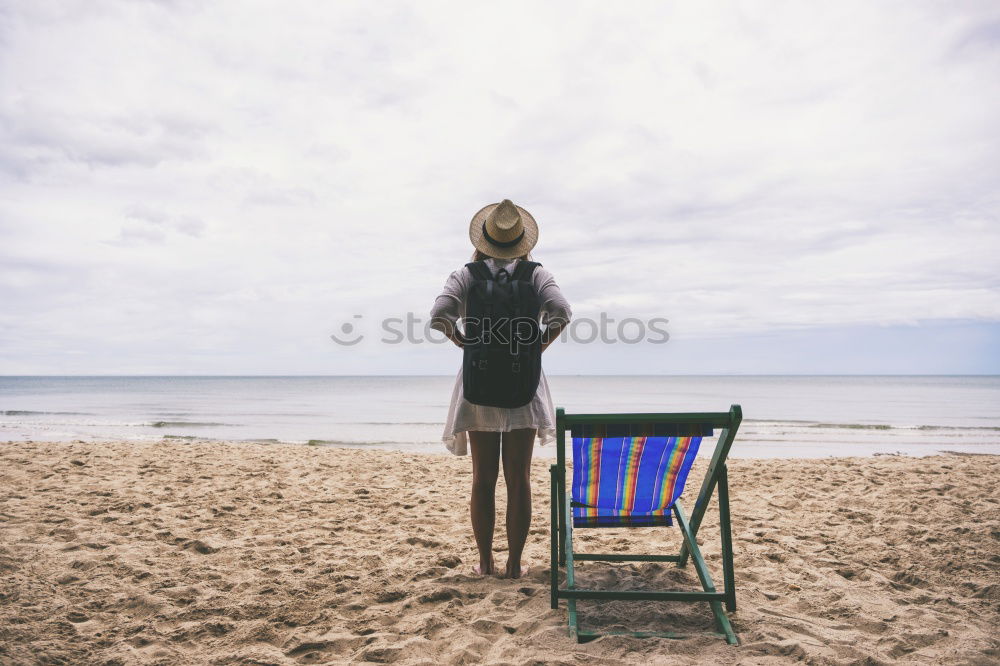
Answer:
[462,260,543,408]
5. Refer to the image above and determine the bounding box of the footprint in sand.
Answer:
[417,587,458,604]
[49,527,77,541]
[180,538,217,554]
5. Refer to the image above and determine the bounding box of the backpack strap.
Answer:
[465,261,493,281]
[466,260,495,311]
[510,261,540,327]
[511,260,540,282]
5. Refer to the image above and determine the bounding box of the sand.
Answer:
[0,440,997,665]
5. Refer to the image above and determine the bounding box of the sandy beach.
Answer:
[1,440,997,665]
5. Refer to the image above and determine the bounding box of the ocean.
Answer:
[1,375,998,457]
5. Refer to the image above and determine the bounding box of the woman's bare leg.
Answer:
[469,431,501,574]
[501,428,536,578]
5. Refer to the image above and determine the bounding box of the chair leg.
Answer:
[680,420,739,567]
[558,481,567,566]
[675,501,738,645]
[719,466,736,612]
[563,492,583,639]
[550,464,559,609]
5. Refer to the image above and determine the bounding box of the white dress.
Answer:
[429,257,573,456]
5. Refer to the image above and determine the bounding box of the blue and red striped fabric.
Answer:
[571,435,702,528]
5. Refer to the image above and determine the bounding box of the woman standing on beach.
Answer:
[430,199,571,579]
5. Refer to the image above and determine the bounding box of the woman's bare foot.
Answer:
[503,561,530,579]
[472,558,496,576]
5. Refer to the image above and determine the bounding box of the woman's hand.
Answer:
[541,322,564,353]
[432,317,465,348]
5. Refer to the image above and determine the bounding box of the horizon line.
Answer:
[1,373,999,379]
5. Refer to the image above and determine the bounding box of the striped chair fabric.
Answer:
[570,426,710,528]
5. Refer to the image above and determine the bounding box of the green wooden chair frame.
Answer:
[549,404,743,644]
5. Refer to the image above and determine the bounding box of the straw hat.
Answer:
[468,199,539,259]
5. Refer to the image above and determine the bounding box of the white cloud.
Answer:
[0,0,998,373]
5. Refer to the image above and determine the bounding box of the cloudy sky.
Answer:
[1,1,998,375]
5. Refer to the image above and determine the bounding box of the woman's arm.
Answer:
[430,268,468,348]
[534,266,571,353]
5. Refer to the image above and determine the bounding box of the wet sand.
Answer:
[1,439,997,664]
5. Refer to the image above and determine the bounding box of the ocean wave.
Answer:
[0,418,235,428]
[749,420,1000,432]
[736,437,1000,445]
[352,421,442,426]
[810,423,892,430]
[149,421,231,428]
[156,436,426,447]
[1,410,92,416]
[915,424,1000,431]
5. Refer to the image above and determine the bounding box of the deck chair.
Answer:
[549,404,742,644]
